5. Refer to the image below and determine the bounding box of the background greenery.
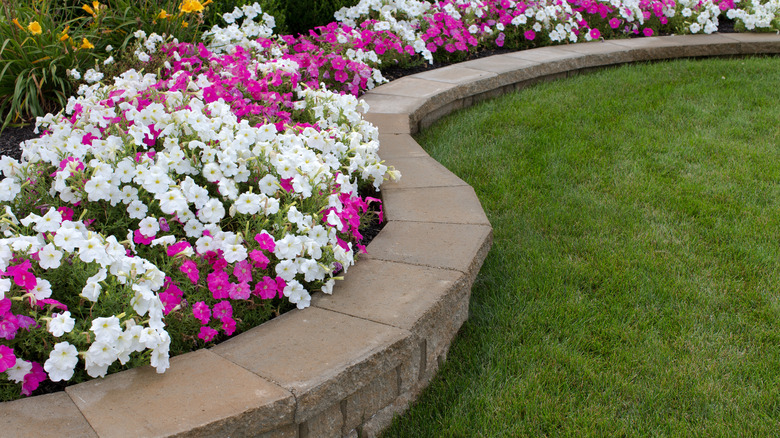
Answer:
[383,56,780,437]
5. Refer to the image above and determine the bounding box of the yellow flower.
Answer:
[182,21,189,28]
[59,32,70,41]
[179,0,204,14]
[27,21,42,35]
[157,9,169,19]
[82,3,95,16]
[80,38,94,49]
[12,18,24,30]
[93,1,100,10]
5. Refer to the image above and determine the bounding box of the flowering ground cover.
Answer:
[384,56,780,436]
[1,0,779,404]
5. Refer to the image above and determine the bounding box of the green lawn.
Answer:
[382,56,780,437]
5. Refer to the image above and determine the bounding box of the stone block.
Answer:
[379,156,468,190]
[382,185,491,225]
[724,32,780,54]
[66,349,295,438]
[259,424,299,438]
[367,221,493,279]
[370,77,457,100]
[359,93,425,116]
[211,307,413,424]
[0,392,98,437]
[343,369,399,432]
[377,133,429,159]
[300,402,343,438]
[363,112,414,135]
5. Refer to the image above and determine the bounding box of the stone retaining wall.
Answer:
[2,33,779,437]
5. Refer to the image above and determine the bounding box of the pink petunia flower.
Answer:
[192,301,211,325]
[198,326,219,343]
[0,345,16,372]
[21,362,46,396]
[524,30,536,41]
[212,301,233,321]
[179,259,200,284]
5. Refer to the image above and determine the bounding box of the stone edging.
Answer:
[2,33,779,438]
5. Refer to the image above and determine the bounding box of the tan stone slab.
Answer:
[363,112,414,134]
[411,66,497,84]
[360,93,425,115]
[457,54,540,74]
[380,156,468,190]
[377,133,429,159]
[369,77,457,99]
[609,34,741,60]
[367,221,492,276]
[506,45,585,63]
[312,259,463,330]
[721,32,780,54]
[0,392,98,437]
[382,185,490,225]
[211,307,412,424]
[66,349,294,438]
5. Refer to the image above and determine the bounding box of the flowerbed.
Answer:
[1,0,778,403]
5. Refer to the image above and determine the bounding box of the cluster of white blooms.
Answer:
[0,208,170,380]
[728,0,780,30]
[202,3,277,54]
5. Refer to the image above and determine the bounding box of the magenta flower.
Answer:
[207,270,230,299]
[133,229,153,245]
[590,28,601,39]
[249,250,270,270]
[57,206,74,221]
[21,362,46,396]
[233,260,253,283]
[609,18,621,29]
[7,261,36,291]
[166,241,192,257]
[254,232,276,252]
[0,316,19,340]
[212,301,233,321]
[643,28,654,37]
[229,282,251,300]
[192,301,211,325]
[198,326,219,343]
[524,30,536,41]
[0,345,16,372]
[179,260,200,284]
[253,276,278,299]
[221,317,236,336]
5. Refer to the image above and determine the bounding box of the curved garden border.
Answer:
[2,33,780,437]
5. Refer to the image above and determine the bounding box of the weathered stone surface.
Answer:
[299,402,343,438]
[724,32,780,54]
[370,77,457,99]
[66,349,294,438]
[259,424,299,438]
[377,133,429,159]
[312,259,463,330]
[412,66,497,84]
[367,221,492,277]
[380,156,468,190]
[359,93,425,116]
[363,112,414,134]
[343,369,399,432]
[0,392,98,437]
[383,185,490,225]
[211,307,413,424]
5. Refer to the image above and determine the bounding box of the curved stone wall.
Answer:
[1,33,779,437]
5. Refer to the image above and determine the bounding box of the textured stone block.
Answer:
[724,32,780,54]
[383,185,491,225]
[377,133,429,159]
[380,156,468,190]
[211,307,413,424]
[367,221,493,278]
[343,369,399,432]
[300,402,343,438]
[363,112,414,135]
[0,392,98,437]
[66,349,294,438]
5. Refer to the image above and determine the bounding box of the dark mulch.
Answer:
[0,124,35,161]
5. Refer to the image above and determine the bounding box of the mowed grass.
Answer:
[382,56,780,437]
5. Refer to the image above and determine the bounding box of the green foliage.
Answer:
[0,0,217,132]
[281,0,360,35]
